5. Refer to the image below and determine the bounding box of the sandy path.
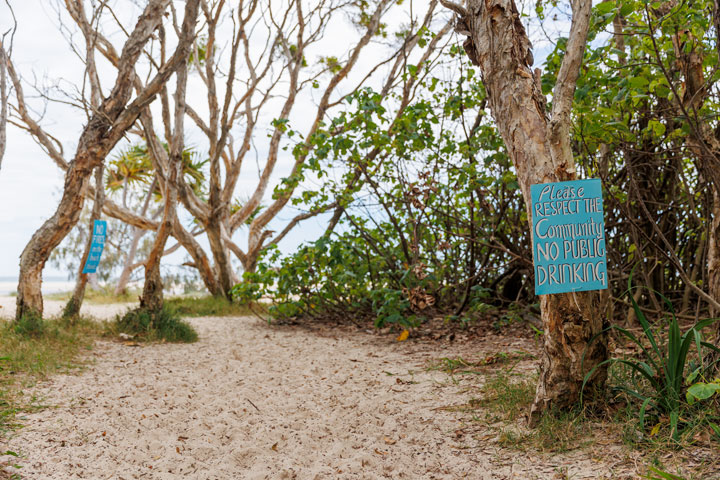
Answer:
[0,295,136,321]
[1,315,634,479]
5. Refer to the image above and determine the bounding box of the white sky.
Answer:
[0,0,563,280]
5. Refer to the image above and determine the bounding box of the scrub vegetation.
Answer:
[2,0,720,477]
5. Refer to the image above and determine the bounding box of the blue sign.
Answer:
[531,178,607,295]
[82,220,107,274]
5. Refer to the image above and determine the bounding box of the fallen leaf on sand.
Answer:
[384,437,396,445]
[122,341,141,347]
[396,330,409,342]
[271,443,278,451]
[374,449,388,455]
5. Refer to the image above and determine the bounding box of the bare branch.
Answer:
[547,0,592,174]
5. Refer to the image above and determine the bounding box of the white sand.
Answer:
[0,300,639,479]
[0,295,136,321]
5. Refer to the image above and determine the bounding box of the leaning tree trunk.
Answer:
[171,216,222,296]
[442,0,608,423]
[64,164,105,320]
[115,226,148,295]
[17,122,114,320]
[138,4,195,311]
[139,197,174,311]
[14,0,178,321]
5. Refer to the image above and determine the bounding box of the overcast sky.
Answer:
[0,0,563,280]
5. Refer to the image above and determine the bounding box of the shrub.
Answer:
[12,311,45,337]
[115,306,198,343]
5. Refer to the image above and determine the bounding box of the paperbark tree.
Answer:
[12,0,450,302]
[174,0,452,296]
[137,5,197,312]
[441,0,608,423]
[13,0,198,320]
[83,0,450,298]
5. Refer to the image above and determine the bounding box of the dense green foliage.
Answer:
[233,61,531,328]
[231,0,720,338]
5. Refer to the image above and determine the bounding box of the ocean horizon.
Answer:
[0,276,74,296]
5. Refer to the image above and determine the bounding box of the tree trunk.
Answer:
[115,227,148,295]
[206,216,234,298]
[709,192,720,318]
[442,0,608,423]
[64,164,105,319]
[139,207,173,311]
[172,217,222,296]
[15,0,175,321]
[115,178,157,295]
[138,1,195,311]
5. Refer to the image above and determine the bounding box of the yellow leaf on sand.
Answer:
[650,423,661,436]
[396,330,409,342]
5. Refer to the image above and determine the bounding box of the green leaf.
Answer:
[628,76,649,89]
[686,382,720,403]
[648,120,666,137]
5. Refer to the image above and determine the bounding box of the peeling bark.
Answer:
[206,215,234,298]
[442,0,608,423]
[709,192,720,318]
[15,0,201,319]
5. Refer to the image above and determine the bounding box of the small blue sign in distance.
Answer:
[82,220,107,274]
[530,178,608,295]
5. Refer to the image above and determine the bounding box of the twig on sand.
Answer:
[246,398,261,412]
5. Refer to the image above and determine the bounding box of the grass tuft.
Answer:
[12,311,45,337]
[114,306,198,343]
[470,369,588,452]
[165,295,255,317]
[478,370,536,420]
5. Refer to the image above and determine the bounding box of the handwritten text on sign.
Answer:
[82,220,107,274]
[530,179,607,295]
